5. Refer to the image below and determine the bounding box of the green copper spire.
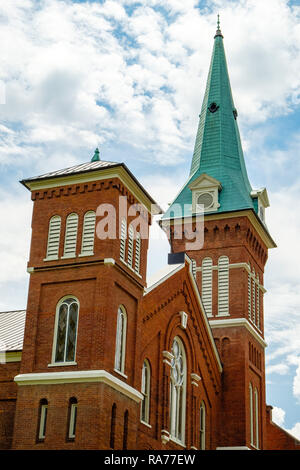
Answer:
[91,147,100,162]
[163,23,255,220]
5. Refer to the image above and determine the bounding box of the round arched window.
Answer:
[197,192,214,209]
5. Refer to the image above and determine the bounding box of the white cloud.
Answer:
[272,406,286,427]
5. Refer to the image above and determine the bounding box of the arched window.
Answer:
[123,410,129,450]
[200,401,206,450]
[120,218,127,261]
[80,211,96,256]
[68,397,78,440]
[201,257,213,317]
[254,388,259,449]
[218,255,229,316]
[53,297,79,364]
[249,383,254,446]
[134,232,141,274]
[46,215,61,260]
[63,213,79,258]
[141,360,151,424]
[37,399,48,441]
[127,224,134,268]
[169,337,186,444]
[114,305,127,373]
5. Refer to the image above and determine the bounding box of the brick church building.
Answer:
[0,22,299,451]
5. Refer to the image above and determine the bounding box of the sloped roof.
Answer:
[163,27,255,220]
[0,310,26,351]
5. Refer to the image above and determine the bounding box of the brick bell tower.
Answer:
[161,20,276,450]
[12,149,160,450]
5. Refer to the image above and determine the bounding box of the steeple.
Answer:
[163,22,260,220]
[91,147,100,162]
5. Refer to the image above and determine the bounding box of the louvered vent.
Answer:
[218,256,229,316]
[80,211,96,256]
[201,257,213,317]
[256,275,260,329]
[46,215,61,259]
[120,218,126,261]
[63,213,79,258]
[191,259,197,279]
[134,232,141,274]
[128,225,134,267]
[248,269,252,320]
[252,269,256,323]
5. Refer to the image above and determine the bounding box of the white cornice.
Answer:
[209,318,267,348]
[14,369,143,403]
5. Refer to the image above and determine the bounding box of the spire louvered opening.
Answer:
[201,257,213,317]
[46,215,61,260]
[63,213,79,258]
[80,211,96,256]
[218,256,229,316]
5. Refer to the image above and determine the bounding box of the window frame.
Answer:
[114,305,127,374]
[51,296,80,366]
[169,337,187,445]
[79,210,96,257]
[67,397,78,440]
[140,359,151,425]
[37,399,48,442]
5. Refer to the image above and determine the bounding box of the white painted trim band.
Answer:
[14,369,143,403]
[209,318,267,348]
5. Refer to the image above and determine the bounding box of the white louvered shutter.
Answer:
[218,256,229,316]
[120,218,126,261]
[46,215,61,259]
[81,211,96,256]
[248,269,252,320]
[201,257,213,317]
[256,275,260,329]
[134,232,141,274]
[127,225,134,268]
[191,259,197,279]
[252,269,256,324]
[63,213,79,258]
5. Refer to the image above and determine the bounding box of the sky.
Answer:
[0,0,300,442]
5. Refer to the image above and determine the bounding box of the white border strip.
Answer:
[14,369,143,403]
[209,318,267,348]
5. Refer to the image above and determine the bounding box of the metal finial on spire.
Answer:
[215,13,223,38]
[91,147,100,162]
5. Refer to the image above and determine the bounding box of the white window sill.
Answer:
[48,361,77,367]
[169,436,186,448]
[78,252,94,257]
[61,255,76,260]
[43,256,59,262]
[113,368,128,379]
[140,420,152,429]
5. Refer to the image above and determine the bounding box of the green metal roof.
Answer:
[163,24,255,220]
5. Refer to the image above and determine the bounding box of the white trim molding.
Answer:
[209,318,267,348]
[14,369,143,403]
[216,446,250,450]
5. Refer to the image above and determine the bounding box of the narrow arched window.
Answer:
[120,218,127,261]
[110,403,117,449]
[200,401,206,450]
[114,305,127,373]
[53,297,79,364]
[46,215,61,260]
[254,388,259,449]
[170,337,186,444]
[141,360,151,424]
[63,213,79,258]
[249,383,254,446]
[37,399,48,441]
[134,232,141,274]
[218,256,229,316]
[80,211,96,256]
[127,224,134,268]
[68,397,78,440]
[123,410,129,450]
[202,257,213,317]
